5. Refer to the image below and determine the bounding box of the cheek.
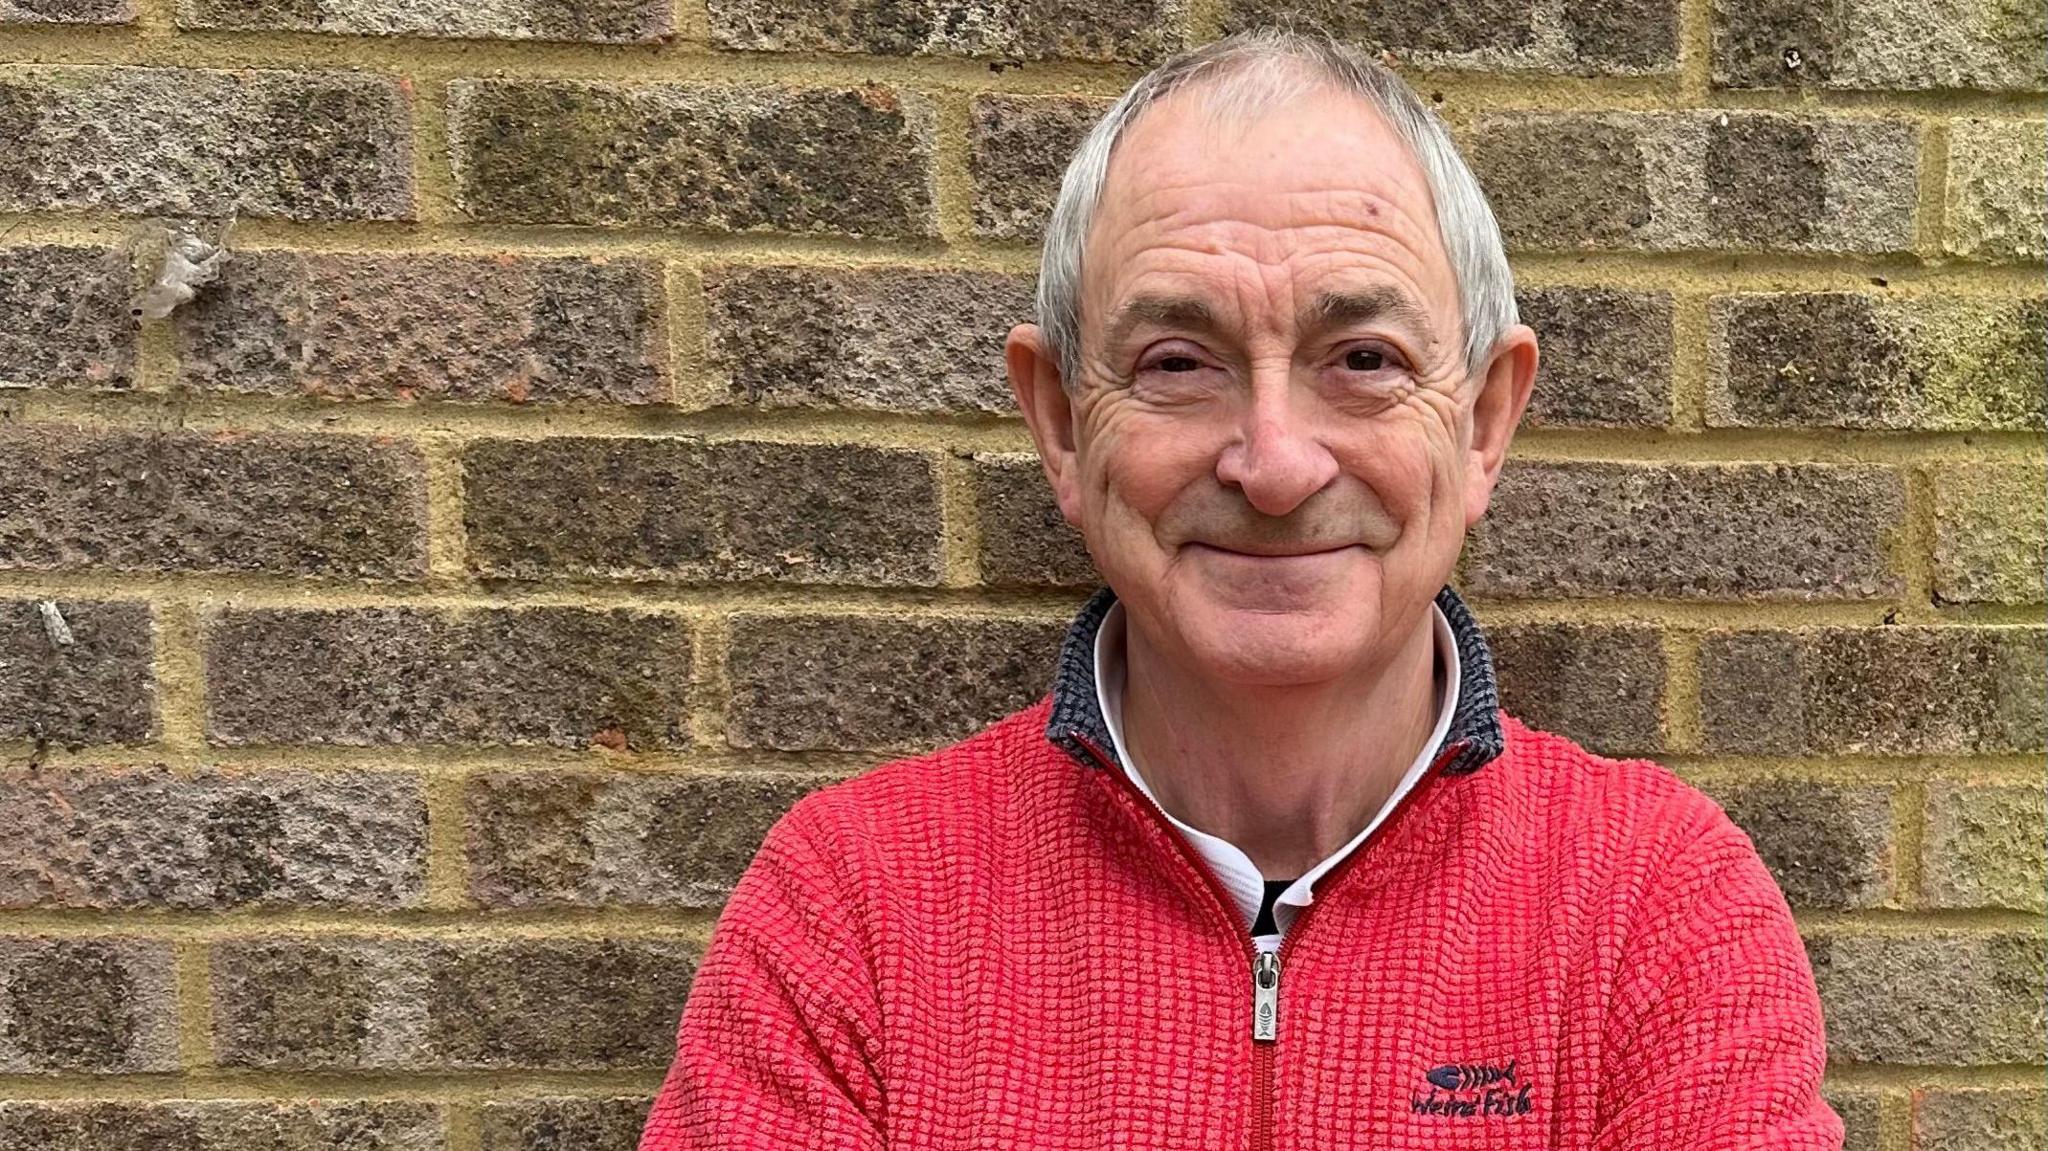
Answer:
[1084,408,1223,524]
[1333,409,1464,520]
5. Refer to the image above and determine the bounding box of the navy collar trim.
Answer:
[1045,585,1505,776]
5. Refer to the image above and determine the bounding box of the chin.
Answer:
[1175,590,1386,687]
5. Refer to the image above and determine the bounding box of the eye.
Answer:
[1344,348,1385,372]
[1333,342,1407,375]
[1157,354,1202,373]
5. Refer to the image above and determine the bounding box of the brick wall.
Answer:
[0,1,2042,1148]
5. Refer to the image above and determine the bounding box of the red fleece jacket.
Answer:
[639,699,1841,1149]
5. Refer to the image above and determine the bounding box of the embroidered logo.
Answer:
[1411,1060,1534,1118]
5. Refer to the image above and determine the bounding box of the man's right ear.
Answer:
[1005,323,1085,529]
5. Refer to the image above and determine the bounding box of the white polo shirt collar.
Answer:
[1094,600,1461,951]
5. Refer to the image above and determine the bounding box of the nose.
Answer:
[1214,370,1339,517]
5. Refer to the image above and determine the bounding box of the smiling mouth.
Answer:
[1189,542,1362,559]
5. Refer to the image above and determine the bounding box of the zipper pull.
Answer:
[1252,951,1280,1042]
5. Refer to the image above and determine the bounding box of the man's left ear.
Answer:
[1463,323,1539,527]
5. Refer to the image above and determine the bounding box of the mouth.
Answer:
[1188,541,1363,559]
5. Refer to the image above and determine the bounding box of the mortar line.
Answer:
[686,612,732,750]
[152,597,208,761]
[1673,0,1713,100]
[929,85,979,247]
[420,433,470,584]
[408,72,457,226]
[0,913,720,938]
[1186,0,1227,43]
[664,260,714,409]
[424,769,474,911]
[1877,1092,1912,1151]
[0,1069,669,1100]
[1900,463,1941,622]
[443,1101,483,1151]
[1660,628,1703,755]
[1792,907,2043,933]
[936,451,983,589]
[671,0,711,41]
[1668,291,1709,432]
[1893,780,1929,909]
[1819,1064,2048,1090]
[172,939,215,1072]
[1914,117,1952,262]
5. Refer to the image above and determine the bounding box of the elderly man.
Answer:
[641,28,1840,1150]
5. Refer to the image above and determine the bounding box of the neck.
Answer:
[1120,607,1442,880]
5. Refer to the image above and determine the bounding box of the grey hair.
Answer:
[1035,27,1517,387]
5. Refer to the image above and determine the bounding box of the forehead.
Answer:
[1084,80,1453,331]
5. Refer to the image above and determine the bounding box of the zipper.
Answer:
[1069,731,1472,1151]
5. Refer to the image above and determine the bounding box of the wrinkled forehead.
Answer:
[1082,78,1456,336]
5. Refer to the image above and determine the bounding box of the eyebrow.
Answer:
[1101,286,1435,356]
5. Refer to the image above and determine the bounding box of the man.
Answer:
[641,28,1841,1150]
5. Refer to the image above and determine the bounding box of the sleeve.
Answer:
[1592,805,1844,1151]
[638,797,889,1151]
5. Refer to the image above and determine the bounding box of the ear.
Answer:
[1462,322,1539,527]
[1005,322,1087,529]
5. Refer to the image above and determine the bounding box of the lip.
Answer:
[1187,542,1362,559]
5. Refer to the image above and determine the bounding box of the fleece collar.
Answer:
[1045,584,1505,776]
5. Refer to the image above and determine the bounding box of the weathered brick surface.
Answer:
[1922,781,2048,913]
[1227,0,1678,73]
[1713,0,2048,90]
[973,453,1096,588]
[0,427,428,579]
[0,245,135,390]
[466,771,830,907]
[706,0,1187,62]
[0,1101,443,1151]
[211,936,699,1069]
[0,67,413,220]
[1515,287,1673,427]
[969,95,1109,242]
[464,438,943,585]
[1916,1088,2048,1151]
[175,251,668,405]
[1823,1089,1883,1151]
[0,600,154,746]
[1932,462,2048,606]
[1463,462,1903,600]
[727,614,1064,750]
[704,265,1027,414]
[0,767,425,910]
[1467,112,1917,253]
[1946,120,2048,262]
[1806,931,2046,1064]
[448,80,937,237]
[177,0,669,41]
[1490,622,1665,756]
[1708,294,2047,432]
[0,0,132,22]
[1702,780,1895,910]
[1699,627,2047,755]
[477,1096,651,1151]
[205,607,694,749]
[0,938,177,1073]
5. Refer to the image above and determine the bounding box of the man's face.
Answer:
[1010,81,1536,688]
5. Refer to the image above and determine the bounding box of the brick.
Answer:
[1916,1088,2047,1151]
[705,0,1186,62]
[478,1096,651,1151]
[969,95,1109,242]
[1700,627,2046,755]
[1708,293,2047,432]
[1467,112,1916,254]
[0,600,154,746]
[1515,287,1673,427]
[1225,0,1677,73]
[1713,0,2048,90]
[1701,780,1895,909]
[728,614,1063,751]
[1462,462,1903,600]
[177,0,669,41]
[973,453,1097,588]
[704,265,1026,414]
[0,937,177,1072]
[174,251,667,405]
[466,771,829,908]
[0,426,427,579]
[0,767,425,910]
[0,67,412,220]
[1933,462,2048,605]
[449,80,936,237]
[205,606,693,749]
[1806,930,2045,1064]
[1947,120,2048,262]
[1823,1088,1883,1151]
[211,936,699,1069]
[1490,623,1665,756]
[0,1101,443,1151]
[0,245,136,389]
[464,438,942,585]
[0,0,133,22]
[1922,781,2047,913]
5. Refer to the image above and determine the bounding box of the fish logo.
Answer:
[1426,1060,1519,1091]
[1413,1059,1534,1119]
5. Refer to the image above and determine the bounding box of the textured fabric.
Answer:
[1095,592,1460,941]
[641,587,1842,1150]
